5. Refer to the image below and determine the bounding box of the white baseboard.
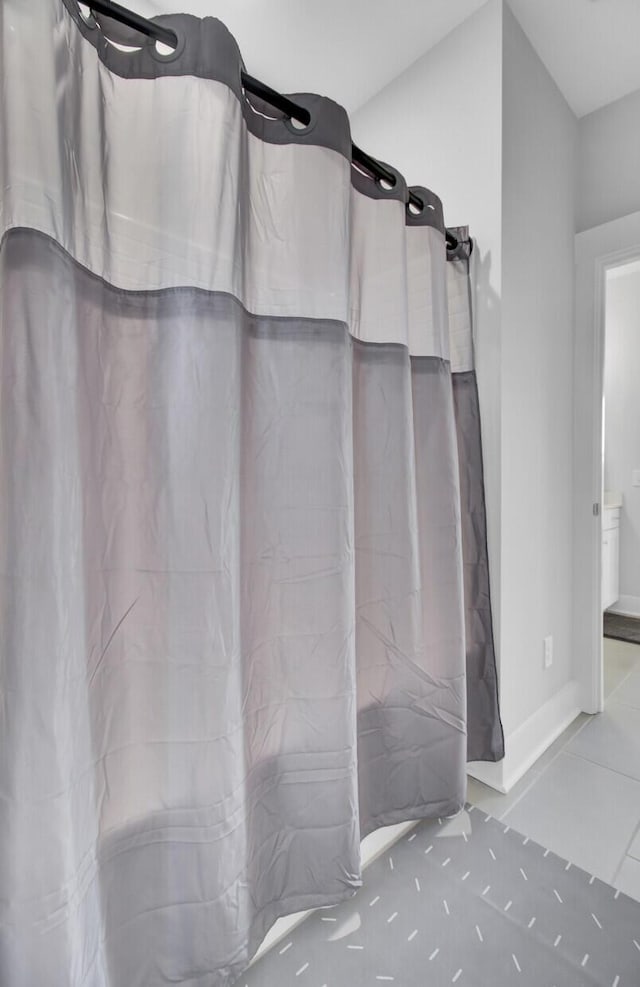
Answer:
[468,679,582,794]
[607,595,640,619]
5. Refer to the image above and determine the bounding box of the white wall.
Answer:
[498,5,578,739]
[605,263,640,610]
[351,0,504,645]
[577,88,640,234]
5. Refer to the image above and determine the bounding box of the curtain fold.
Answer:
[0,5,501,986]
[447,231,504,762]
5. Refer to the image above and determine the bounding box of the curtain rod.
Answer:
[81,0,465,253]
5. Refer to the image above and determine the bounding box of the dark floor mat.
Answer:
[604,611,640,644]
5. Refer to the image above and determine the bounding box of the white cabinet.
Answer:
[602,506,620,610]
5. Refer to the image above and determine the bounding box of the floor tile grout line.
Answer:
[604,649,640,705]
[472,713,597,824]
[471,766,545,823]
[521,708,598,779]
[534,714,594,772]
[559,748,640,787]
[611,818,640,885]
[606,664,640,701]
[538,711,597,766]
[606,695,640,712]
[622,818,640,856]
[496,772,549,823]
[628,823,640,864]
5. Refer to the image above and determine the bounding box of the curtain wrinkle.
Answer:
[0,7,502,987]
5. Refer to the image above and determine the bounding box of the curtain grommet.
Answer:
[370,161,401,195]
[148,22,185,63]
[375,174,397,193]
[287,115,311,134]
[283,108,316,139]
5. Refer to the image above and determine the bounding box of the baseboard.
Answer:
[607,595,640,619]
[467,679,582,794]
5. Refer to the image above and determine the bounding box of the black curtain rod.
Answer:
[84,0,464,252]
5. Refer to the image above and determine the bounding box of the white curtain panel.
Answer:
[0,4,502,986]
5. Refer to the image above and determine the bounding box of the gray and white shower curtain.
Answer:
[0,4,502,986]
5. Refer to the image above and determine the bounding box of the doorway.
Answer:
[601,259,640,697]
[573,210,640,715]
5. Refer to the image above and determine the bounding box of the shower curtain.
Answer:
[0,4,502,986]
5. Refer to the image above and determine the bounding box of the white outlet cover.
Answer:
[633,470,640,487]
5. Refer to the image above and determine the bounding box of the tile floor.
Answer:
[468,637,640,901]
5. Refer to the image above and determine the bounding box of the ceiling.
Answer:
[506,0,640,117]
[131,0,640,118]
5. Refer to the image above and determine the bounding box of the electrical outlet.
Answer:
[543,635,553,669]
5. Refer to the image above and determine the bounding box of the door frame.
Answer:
[573,210,640,714]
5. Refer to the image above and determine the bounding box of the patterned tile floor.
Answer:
[239,805,640,986]
[468,637,640,900]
